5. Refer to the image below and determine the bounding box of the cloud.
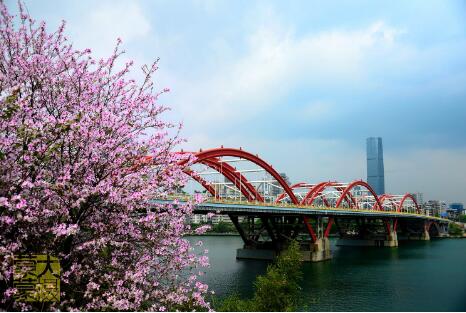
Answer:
[69,1,151,58]
[172,19,406,131]
[16,0,465,204]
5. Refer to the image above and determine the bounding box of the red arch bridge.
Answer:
[155,147,450,262]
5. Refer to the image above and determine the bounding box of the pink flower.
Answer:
[52,224,79,236]
[15,198,27,209]
[0,2,210,310]
[194,193,204,204]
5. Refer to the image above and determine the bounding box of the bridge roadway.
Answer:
[154,199,448,222]
[155,198,450,262]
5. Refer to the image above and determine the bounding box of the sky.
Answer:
[6,0,466,204]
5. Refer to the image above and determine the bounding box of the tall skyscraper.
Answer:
[366,137,385,195]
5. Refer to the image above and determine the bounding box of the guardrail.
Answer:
[157,195,450,222]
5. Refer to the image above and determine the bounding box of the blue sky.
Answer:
[7,0,466,203]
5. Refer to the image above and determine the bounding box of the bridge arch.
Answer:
[300,181,356,207]
[379,195,399,212]
[275,182,310,203]
[398,193,421,214]
[377,193,421,214]
[335,180,383,210]
[301,182,332,206]
[182,159,259,201]
[183,169,218,198]
[180,147,298,204]
[200,158,263,201]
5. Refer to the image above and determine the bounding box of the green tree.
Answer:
[458,215,466,223]
[211,221,235,233]
[448,223,464,237]
[218,240,303,312]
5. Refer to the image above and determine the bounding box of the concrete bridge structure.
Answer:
[156,198,449,262]
[155,147,451,262]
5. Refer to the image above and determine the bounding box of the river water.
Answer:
[191,236,466,311]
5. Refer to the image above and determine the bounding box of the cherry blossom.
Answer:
[0,2,209,311]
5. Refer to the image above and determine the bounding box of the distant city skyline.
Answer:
[11,0,466,204]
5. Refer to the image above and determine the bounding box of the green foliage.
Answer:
[458,215,466,223]
[210,221,236,233]
[0,90,19,120]
[218,240,303,312]
[448,223,464,237]
[217,293,253,312]
[191,221,238,234]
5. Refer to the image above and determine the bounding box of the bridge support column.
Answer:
[420,229,430,241]
[336,218,398,247]
[302,216,332,262]
[233,215,304,261]
[419,221,431,240]
[407,221,431,240]
[384,219,398,247]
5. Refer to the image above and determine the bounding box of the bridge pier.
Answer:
[233,215,334,262]
[420,229,431,241]
[384,219,398,247]
[302,216,333,262]
[336,218,398,247]
[301,237,332,262]
[205,207,450,262]
[233,215,305,261]
[397,220,449,241]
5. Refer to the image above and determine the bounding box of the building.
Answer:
[189,214,208,224]
[448,203,465,220]
[366,137,385,195]
[445,209,460,220]
[413,192,424,206]
[188,214,232,225]
[423,200,447,217]
[450,203,464,212]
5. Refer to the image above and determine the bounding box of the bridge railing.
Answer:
[158,194,449,221]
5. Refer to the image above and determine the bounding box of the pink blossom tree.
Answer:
[0,3,210,311]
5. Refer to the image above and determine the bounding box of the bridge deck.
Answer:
[154,199,449,222]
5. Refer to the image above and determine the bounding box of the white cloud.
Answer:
[172,19,406,132]
[70,1,151,58]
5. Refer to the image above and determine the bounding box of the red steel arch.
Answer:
[377,193,421,214]
[378,194,397,212]
[301,181,356,208]
[301,182,331,205]
[178,152,262,201]
[181,148,299,204]
[178,148,421,216]
[183,169,218,198]
[200,158,263,201]
[398,193,421,214]
[275,182,310,203]
[335,180,383,210]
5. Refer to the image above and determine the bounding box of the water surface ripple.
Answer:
[192,236,466,311]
